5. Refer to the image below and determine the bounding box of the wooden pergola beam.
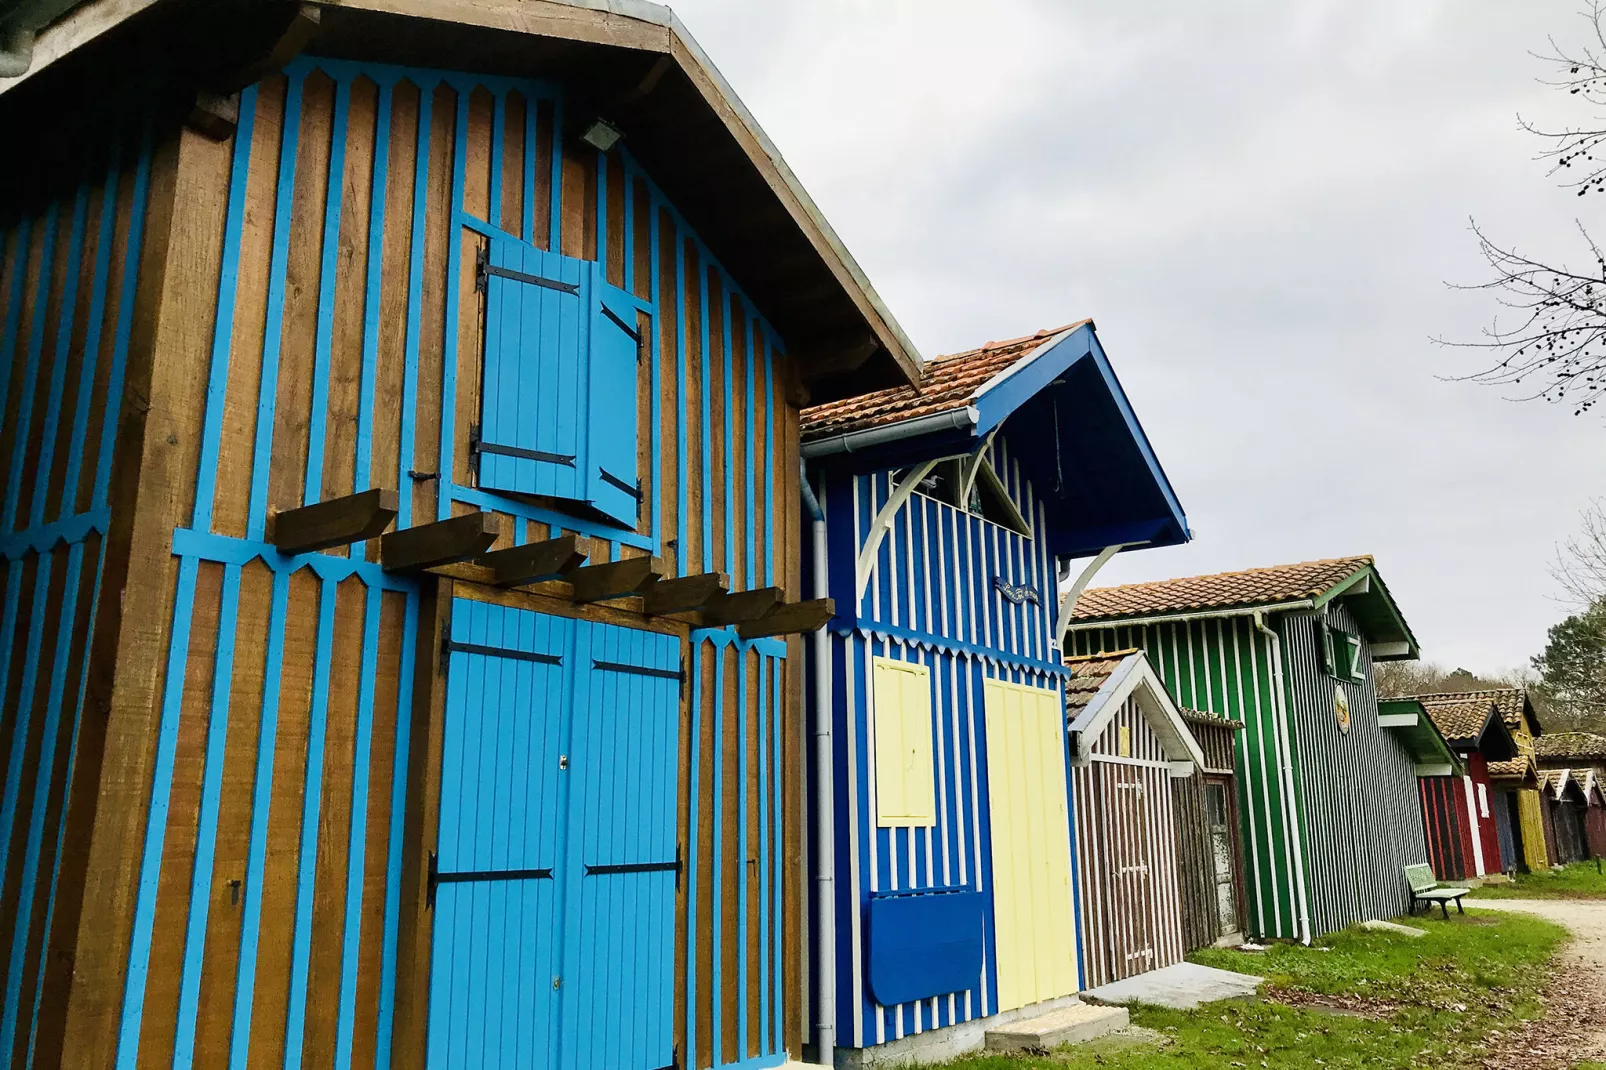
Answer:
[476,534,587,587]
[738,598,835,640]
[270,488,398,555]
[701,586,784,627]
[568,556,663,604]
[642,572,729,616]
[381,512,498,573]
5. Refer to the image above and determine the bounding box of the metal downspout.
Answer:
[800,462,835,1066]
[1253,610,1313,946]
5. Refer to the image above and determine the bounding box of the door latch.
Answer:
[559,755,569,770]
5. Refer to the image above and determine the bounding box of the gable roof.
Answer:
[801,323,1089,441]
[1428,689,1543,737]
[1062,649,1206,769]
[1377,699,1464,774]
[1535,731,1606,762]
[801,321,1190,559]
[1406,694,1517,760]
[0,0,919,398]
[1070,555,1420,659]
[1486,754,1538,784]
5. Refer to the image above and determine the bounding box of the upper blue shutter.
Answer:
[477,231,643,530]
[479,236,589,503]
[586,281,644,528]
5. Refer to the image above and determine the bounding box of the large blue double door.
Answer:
[427,599,681,1069]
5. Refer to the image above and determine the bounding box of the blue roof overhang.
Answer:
[812,323,1190,560]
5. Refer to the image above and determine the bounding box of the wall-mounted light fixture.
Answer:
[580,117,624,152]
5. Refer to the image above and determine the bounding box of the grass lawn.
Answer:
[1469,860,1606,900]
[942,909,1566,1069]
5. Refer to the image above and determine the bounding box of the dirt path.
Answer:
[1476,899,1606,1068]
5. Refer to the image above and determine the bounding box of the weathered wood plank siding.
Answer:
[1071,695,1184,989]
[1419,777,1474,881]
[53,52,806,1070]
[0,139,156,1070]
[1068,617,1302,940]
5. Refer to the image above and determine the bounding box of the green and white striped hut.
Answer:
[1065,556,1427,943]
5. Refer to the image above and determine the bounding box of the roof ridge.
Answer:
[1085,555,1375,596]
[1064,648,1140,665]
[928,322,1087,362]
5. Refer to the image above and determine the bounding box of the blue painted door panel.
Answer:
[866,890,985,1007]
[561,621,680,1070]
[427,600,679,1070]
[587,282,644,529]
[479,237,589,505]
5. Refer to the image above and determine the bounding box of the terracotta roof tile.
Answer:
[1417,696,1498,747]
[1427,689,1534,732]
[1180,708,1244,730]
[799,322,1090,442]
[1062,649,1136,718]
[1535,731,1606,761]
[1487,756,1530,780]
[1071,557,1374,624]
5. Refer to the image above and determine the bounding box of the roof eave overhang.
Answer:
[1068,598,1317,633]
[0,0,923,395]
[1313,564,1421,660]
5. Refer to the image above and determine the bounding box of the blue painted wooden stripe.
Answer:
[736,649,750,1057]
[169,563,243,1069]
[674,224,688,577]
[0,547,55,940]
[698,253,713,576]
[354,82,393,497]
[763,337,774,588]
[743,306,757,590]
[0,540,83,1058]
[548,96,564,253]
[755,654,770,1052]
[397,88,433,531]
[373,589,417,1068]
[0,217,36,438]
[93,143,152,513]
[710,638,725,1063]
[59,158,124,532]
[623,168,635,294]
[683,635,702,1070]
[227,568,291,1070]
[303,76,353,507]
[721,287,735,581]
[489,90,506,231]
[29,184,90,530]
[437,91,470,522]
[192,89,259,531]
[168,528,414,591]
[4,202,60,533]
[248,71,307,538]
[334,583,384,1066]
[771,654,784,1051]
[446,484,654,551]
[522,95,537,244]
[647,190,661,553]
[113,554,199,1068]
[280,576,340,1069]
[595,151,607,282]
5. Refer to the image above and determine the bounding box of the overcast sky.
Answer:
[669,0,1606,673]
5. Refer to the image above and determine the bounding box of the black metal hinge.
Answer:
[593,659,683,682]
[600,302,643,348]
[448,640,563,665]
[428,850,555,909]
[477,243,581,296]
[598,467,643,501]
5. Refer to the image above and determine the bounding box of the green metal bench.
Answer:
[1405,863,1468,919]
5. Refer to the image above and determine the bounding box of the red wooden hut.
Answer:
[1407,695,1516,881]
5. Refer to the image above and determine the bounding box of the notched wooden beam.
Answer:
[737,598,836,640]
[270,488,398,555]
[187,90,241,142]
[476,534,587,587]
[642,572,729,616]
[219,3,322,93]
[701,586,785,627]
[568,556,663,605]
[381,512,498,573]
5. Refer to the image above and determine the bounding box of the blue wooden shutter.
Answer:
[478,236,589,504]
[428,601,571,1069]
[559,621,680,1070]
[586,275,644,528]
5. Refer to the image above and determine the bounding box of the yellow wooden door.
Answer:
[984,678,1078,1011]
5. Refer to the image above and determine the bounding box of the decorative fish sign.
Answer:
[993,578,1040,606]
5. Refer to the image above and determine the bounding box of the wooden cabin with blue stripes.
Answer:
[0,1,931,1067]
[797,322,1191,1066]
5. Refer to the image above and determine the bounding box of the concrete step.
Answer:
[983,1001,1129,1052]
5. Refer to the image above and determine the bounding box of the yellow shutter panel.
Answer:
[985,678,1077,1011]
[872,658,936,827]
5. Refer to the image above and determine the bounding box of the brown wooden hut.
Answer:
[1174,709,1246,951]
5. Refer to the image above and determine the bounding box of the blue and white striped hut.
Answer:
[797,321,1190,1065]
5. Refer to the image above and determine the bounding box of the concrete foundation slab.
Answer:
[984,1002,1129,1052]
[1083,961,1264,1010]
